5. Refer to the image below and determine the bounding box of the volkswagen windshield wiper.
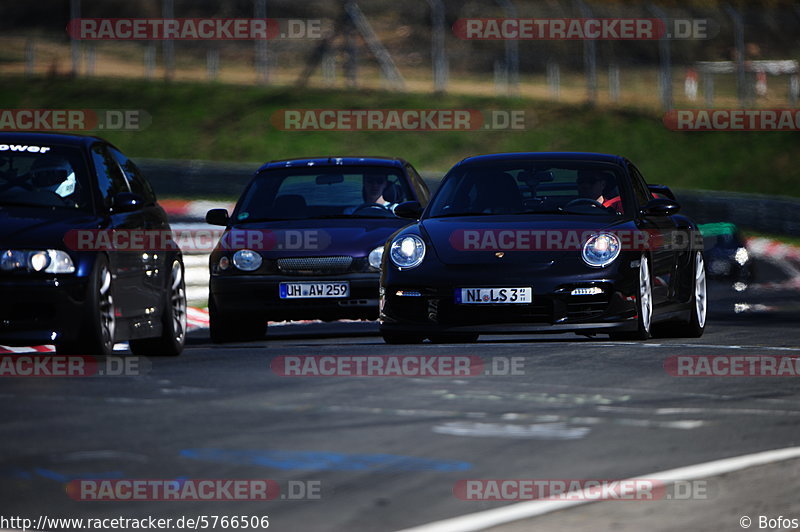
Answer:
[313,213,390,219]
[235,217,291,223]
[429,211,497,218]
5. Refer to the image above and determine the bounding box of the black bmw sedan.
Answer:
[206,156,430,343]
[379,152,707,343]
[0,132,186,356]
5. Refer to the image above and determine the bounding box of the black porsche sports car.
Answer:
[0,132,186,356]
[379,152,707,343]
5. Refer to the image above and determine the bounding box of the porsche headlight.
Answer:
[581,233,621,268]
[0,249,75,273]
[368,246,384,270]
[390,235,426,269]
[232,249,263,271]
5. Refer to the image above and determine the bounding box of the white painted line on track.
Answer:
[395,446,800,532]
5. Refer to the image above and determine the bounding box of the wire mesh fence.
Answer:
[1,0,799,109]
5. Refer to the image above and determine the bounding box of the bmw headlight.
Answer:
[0,249,75,273]
[232,249,263,271]
[581,233,621,268]
[390,235,426,269]
[368,246,384,270]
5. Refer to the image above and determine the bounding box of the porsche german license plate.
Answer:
[455,287,532,304]
[280,282,350,299]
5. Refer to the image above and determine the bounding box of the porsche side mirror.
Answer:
[640,198,681,217]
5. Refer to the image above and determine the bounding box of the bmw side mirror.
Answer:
[111,192,144,213]
[206,208,230,226]
[394,201,423,219]
[640,198,680,217]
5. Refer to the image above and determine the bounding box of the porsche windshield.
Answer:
[428,160,629,218]
[0,145,92,211]
[234,166,414,221]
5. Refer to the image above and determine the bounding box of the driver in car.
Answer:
[576,169,623,213]
[346,173,398,214]
[30,157,78,199]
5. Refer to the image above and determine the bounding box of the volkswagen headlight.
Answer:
[581,233,621,268]
[390,235,425,269]
[368,246,384,270]
[232,249,263,271]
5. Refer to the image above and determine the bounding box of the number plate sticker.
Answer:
[455,287,532,304]
[280,282,350,299]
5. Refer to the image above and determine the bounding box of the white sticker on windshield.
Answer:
[0,144,52,153]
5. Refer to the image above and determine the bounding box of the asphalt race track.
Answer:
[1,265,799,532]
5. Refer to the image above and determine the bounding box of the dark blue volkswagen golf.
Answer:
[206,156,430,342]
[0,132,186,356]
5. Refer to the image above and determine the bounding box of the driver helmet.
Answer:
[30,157,76,197]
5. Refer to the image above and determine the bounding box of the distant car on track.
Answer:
[699,222,754,285]
[206,156,430,343]
[379,152,707,343]
[0,132,186,356]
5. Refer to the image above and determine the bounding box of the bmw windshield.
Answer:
[233,166,414,222]
[428,160,630,218]
[0,145,92,211]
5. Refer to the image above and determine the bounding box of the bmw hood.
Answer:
[0,206,100,250]
[420,215,636,265]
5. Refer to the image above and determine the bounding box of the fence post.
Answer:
[575,0,597,106]
[724,4,746,106]
[495,0,519,96]
[427,0,448,93]
[162,0,175,80]
[207,48,219,80]
[70,0,81,76]
[547,60,560,101]
[86,43,96,76]
[648,4,672,110]
[322,49,336,86]
[609,64,620,103]
[254,0,269,83]
[703,71,714,107]
[144,45,156,79]
[494,60,508,96]
[25,38,35,77]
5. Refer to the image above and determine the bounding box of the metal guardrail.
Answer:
[139,159,800,237]
[674,189,800,237]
